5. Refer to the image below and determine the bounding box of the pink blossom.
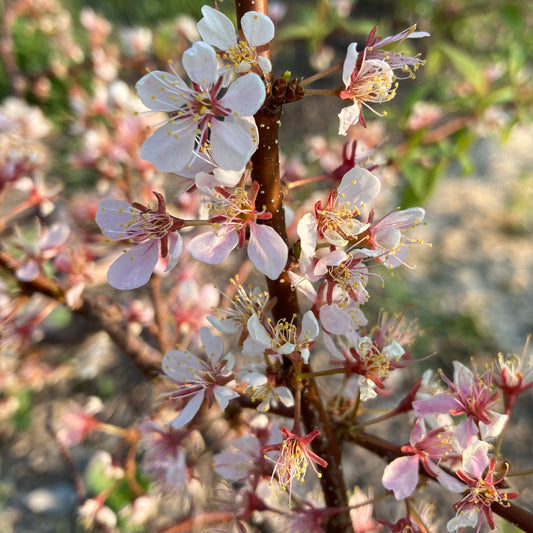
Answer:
[188,181,288,280]
[382,418,463,499]
[325,329,405,401]
[213,434,265,481]
[197,6,274,76]
[338,25,428,132]
[297,167,381,255]
[360,207,426,268]
[138,420,189,488]
[56,397,102,447]
[11,221,70,282]
[262,427,327,503]
[168,274,219,338]
[243,310,319,364]
[447,441,518,532]
[493,337,533,414]
[136,41,265,173]
[413,361,508,444]
[95,192,184,290]
[162,327,239,428]
[349,486,379,533]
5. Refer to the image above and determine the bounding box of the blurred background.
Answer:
[1,0,532,531]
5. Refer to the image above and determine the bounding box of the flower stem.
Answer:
[300,63,343,87]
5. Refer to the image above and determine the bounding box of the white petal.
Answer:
[135,70,187,111]
[214,385,240,412]
[297,212,318,258]
[218,72,265,116]
[338,167,381,207]
[247,313,271,348]
[338,103,360,136]
[162,349,202,381]
[207,315,238,334]
[197,6,237,50]
[200,326,224,359]
[275,386,294,407]
[210,119,255,171]
[257,55,272,75]
[165,232,184,272]
[241,11,275,46]
[182,41,218,86]
[140,121,196,173]
[342,42,358,87]
[301,310,320,340]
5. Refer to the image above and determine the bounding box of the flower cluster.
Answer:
[7,3,524,533]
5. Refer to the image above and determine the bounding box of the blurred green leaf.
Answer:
[437,42,487,97]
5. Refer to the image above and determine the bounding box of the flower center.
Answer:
[223,41,257,71]
[351,59,397,104]
[121,211,173,242]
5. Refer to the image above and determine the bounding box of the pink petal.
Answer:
[96,199,137,238]
[16,260,39,282]
[412,393,459,417]
[248,224,288,280]
[107,240,159,290]
[462,441,490,478]
[382,455,420,499]
[170,390,205,428]
[188,227,239,264]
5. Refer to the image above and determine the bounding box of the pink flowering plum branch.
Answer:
[2,2,533,533]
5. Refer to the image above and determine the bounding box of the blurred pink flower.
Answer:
[11,221,70,282]
[138,420,189,489]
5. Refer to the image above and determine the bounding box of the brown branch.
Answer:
[236,1,352,531]
[158,511,234,533]
[351,430,533,533]
[0,249,162,378]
